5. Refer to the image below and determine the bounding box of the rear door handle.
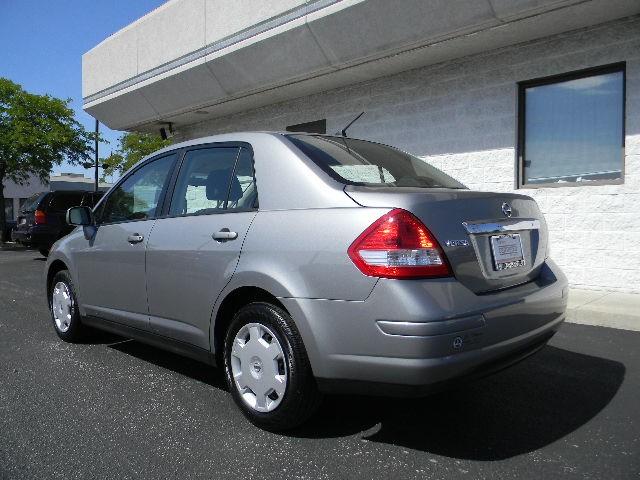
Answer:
[127,234,144,244]
[212,229,238,241]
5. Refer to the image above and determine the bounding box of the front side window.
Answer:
[98,154,176,224]
[169,146,257,216]
[286,135,465,189]
[519,64,625,187]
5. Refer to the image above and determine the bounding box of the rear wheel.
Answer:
[49,270,85,342]
[223,302,322,431]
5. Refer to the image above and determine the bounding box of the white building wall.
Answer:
[178,15,640,293]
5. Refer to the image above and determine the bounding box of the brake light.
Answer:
[348,208,451,279]
[34,209,46,225]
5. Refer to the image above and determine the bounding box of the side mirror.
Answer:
[66,206,94,226]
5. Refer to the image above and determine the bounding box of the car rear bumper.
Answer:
[279,258,568,395]
[11,227,57,247]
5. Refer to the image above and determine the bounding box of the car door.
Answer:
[145,144,258,349]
[75,153,177,330]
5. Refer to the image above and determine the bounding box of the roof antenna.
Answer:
[338,111,365,137]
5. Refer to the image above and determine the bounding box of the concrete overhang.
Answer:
[83,0,640,132]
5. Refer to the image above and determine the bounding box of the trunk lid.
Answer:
[344,186,548,293]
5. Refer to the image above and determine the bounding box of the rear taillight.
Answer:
[348,208,451,279]
[34,210,46,225]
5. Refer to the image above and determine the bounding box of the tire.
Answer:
[223,302,322,431]
[48,270,86,342]
[38,247,50,257]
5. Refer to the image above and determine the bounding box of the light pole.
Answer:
[94,119,99,193]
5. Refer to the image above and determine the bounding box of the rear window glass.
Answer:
[21,193,47,212]
[286,135,465,189]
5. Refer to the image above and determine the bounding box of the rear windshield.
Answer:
[21,193,47,212]
[286,135,466,189]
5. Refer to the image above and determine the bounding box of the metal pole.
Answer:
[94,119,99,193]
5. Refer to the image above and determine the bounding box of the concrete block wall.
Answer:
[178,15,640,293]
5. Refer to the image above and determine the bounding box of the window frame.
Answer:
[516,62,626,189]
[158,141,259,220]
[94,151,180,226]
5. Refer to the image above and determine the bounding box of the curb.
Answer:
[566,289,640,332]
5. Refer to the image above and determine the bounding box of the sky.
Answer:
[0,0,168,181]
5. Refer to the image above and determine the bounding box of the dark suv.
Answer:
[12,191,103,256]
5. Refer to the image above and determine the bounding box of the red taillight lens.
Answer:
[34,210,46,225]
[348,208,451,279]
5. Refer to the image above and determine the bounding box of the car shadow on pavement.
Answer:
[108,340,227,390]
[292,345,625,460]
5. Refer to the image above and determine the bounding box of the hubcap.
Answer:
[51,281,73,333]
[230,323,287,413]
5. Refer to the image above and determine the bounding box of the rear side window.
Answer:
[169,146,257,216]
[48,193,84,212]
[286,135,465,189]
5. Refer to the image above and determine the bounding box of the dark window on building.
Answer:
[19,198,31,210]
[517,63,625,188]
[5,199,14,221]
[286,119,326,134]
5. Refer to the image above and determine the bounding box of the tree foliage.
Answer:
[102,132,171,177]
[0,78,94,241]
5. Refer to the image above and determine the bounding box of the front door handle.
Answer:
[127,233,144,244]
[212,229,238,241]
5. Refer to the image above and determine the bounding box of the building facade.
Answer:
[2,176,47,223]
[83,0,640,293]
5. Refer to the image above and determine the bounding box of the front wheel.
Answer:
[49,270,86,342]
[223,302,322,431]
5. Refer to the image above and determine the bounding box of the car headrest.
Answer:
[206,169,242,202]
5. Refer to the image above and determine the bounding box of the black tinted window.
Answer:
[48,193,84,211]
[287,135,465,189]
[99,154,175,223]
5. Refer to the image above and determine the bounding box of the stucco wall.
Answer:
[177,16,640,293]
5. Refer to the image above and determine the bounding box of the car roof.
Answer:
[147,131,365,156]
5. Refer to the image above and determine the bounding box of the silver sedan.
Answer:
[45,132,567,430]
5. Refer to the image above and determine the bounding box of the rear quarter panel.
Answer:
[231,207,390,301]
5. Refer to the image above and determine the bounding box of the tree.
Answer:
[0,78,94,241]
[101,132,171,178]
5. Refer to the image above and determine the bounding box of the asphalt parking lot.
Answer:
[0,247,638,479]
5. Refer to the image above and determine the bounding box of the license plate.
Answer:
[490,234,525,271]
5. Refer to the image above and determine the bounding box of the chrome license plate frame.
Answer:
[490,233,525,271]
